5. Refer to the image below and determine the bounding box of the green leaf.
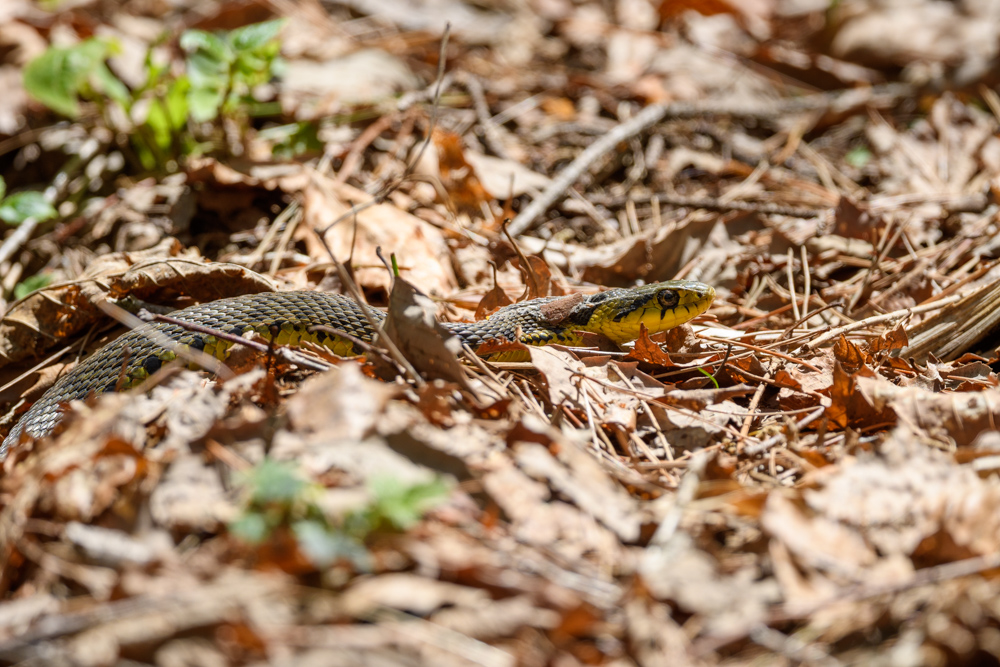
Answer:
[370,476,448,530]
[696,366,719,389]
[0,191,57,225]
[145,77,190,151]
[229,511,271,544]
[187,86,225,122]
[260,122,322,158]
[228,19,286,52]
[186,53,229,91]
[240,460,307,505]
[92,62,132,109]
[180,30,232,64]
[845,146,872,169]
[0,176,6,202]
[293,519,370,568]
[23,38,126,118]
[14,273,53,300]
[24,47,85,117]
[165,77,190,129]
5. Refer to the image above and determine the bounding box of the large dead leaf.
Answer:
[0,240,276,369]
[302,172,457,297]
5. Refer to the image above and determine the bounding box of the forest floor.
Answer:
[3,0,1000,665]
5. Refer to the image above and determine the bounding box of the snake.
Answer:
[1,280,714,456]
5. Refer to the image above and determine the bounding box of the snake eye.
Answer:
[657,290,679,309]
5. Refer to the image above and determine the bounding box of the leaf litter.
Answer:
[4,0,1000,664]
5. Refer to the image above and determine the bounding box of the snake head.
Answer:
[569,280,716,344]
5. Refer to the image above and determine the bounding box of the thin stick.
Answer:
[787,248,800,322]
[800,244,811,324]
[507,102,670,236]
[697,334,822,372]
[740,380,767,438]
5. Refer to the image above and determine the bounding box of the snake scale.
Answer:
[1,280,714,456]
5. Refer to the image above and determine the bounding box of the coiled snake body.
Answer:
[1,281,714,456]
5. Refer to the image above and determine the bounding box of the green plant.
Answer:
[0,177,57,226]
[180,19,286,122]
[259,122,323,158]
[23,38,130,118]
[13,273,53,300]
[228,459,449,569]
[22,19,286,171]
[845,145,873,169]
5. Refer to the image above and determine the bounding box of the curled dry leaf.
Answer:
[0,239,276,370]
[625,324,677,368]
[826,362,896,430]
[430,128,491,213]
[474,274,514,321]
[382,277,470,388]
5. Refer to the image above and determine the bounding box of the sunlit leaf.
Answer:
[0,191,57,225]
[228,19,286,52]
[293,519,371,568]
[241,459,308,505]
[14,273,53,300]
[23,38,126,118]
[179,29,232,64]
[370,476,449,530]
[187,86,225,122]
[228,512,270,544]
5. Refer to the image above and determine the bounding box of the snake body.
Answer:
[1,280,714,455]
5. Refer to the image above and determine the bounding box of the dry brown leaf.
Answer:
[0,239,276,370]
[868,321,908,354]
[580,214,720,285]
[856,377,1000,447]
[301,173,457,297]
[149,454,236,531]
[464,152,551,199]
[481,457,623,567]
[342,573,490,618]
[285,363,396,440]
[526,345,586,406]
[474,272,514,321]
[432,595,561,638]
[833,334,868,370]
[806,430,1000,561]
[515,254,560,301]
[625,324,677,368]
[432,128,491,213]
[832,197,882,242]
[382,277,470,388]
[826,362,896,430]
[639,534,779,637]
